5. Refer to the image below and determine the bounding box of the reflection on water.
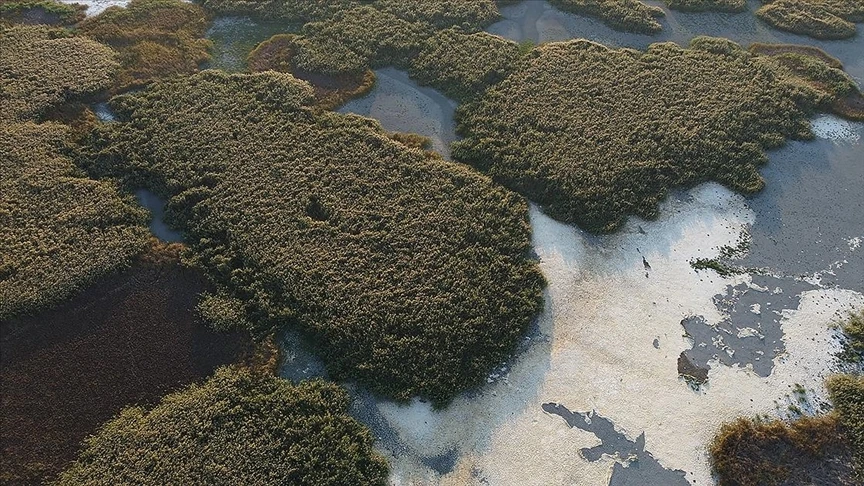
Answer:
[487,0,864,82]
[205,17,295,72]
[338,68,458,158]
[134,189,183,243]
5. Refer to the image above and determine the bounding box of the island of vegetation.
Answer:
[56,367,389,486]
[663,0,746,12]
[82,70,544,404]
[452,37,862,232]
[756,0,864,40]
[548,0,665,34]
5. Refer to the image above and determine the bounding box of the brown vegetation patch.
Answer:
[0,242,254,485]
[749,42,843,70]
[710,414,856,486]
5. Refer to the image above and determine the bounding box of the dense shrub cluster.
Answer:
[79,0,212,91]
[749,42,864,120]
[1,26,149,319]
[710,374,864,485]
[0,25,117,121]
[409,27,522,102]
[0,0,85,25]
[452,37,855,232]
[548,0,665,34]
[198,0,357,23]
[56,367,389,485]
[663,0,746,12]
[0,122,150,320]
[837,311,864,364]
[756,0,864,40]
[203,0,502,81]
[84,71,544,403]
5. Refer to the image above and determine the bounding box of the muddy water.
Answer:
[338,68,458,158]
[134,190,183,243]
[205,17,294,72]
[487,0,864,82]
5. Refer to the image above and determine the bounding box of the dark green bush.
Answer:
[548,0,665,34]
[452,37,853,232]
[756,0,864,40]
[0,25,118,122]
[56,367,389,486]
[409,27,522,102]
[663,0,746,12]
[84,70,544,403]
[79,0,212,91]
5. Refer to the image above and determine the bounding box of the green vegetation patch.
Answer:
[0,122,150,320]
[452,37,854,232]
[663,0,746,12]
[548,0,665,34]
[0,0,85,26]
[56,367,388,486]
[85,70,544,403]
[409,27,522,102]
[79,0,212,91]
[756,0,864,40]
[0,25,118,122]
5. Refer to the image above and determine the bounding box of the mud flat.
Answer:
[487,0,864,82]
[338,68,457,158]
[57,0,133,15]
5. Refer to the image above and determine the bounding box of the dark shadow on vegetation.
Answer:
[0,242,254,485]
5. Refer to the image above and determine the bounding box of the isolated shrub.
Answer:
[197,291,251,332]
[663,0,746,12]
[453,37,852,232]
[0,25,117,121]
[548,0,665,34]
[756,0,864,40]
[837,311,864,364]
[409,28,521,102]
[79,0,212,90]
[56,367,389,486]
[84,70,544,403]
[0,122,149,320]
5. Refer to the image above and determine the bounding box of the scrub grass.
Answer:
[0,0,85,25]
[409,27,522,102]
[548,0,665,34]
[82,70,544,404]
[756,0,864,40]
[79,0,212,91]
[0,25,118,122]
[838,311,864,365]
[0,122,150,320]
[56,367,389,486]
[453,37,859,232]
[710,374,864,486]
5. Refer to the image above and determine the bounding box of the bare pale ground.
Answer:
[371,182,862,486]
[811,114,861,142]
[58,0,135,15]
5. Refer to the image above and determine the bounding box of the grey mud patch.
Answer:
[678,274,816,384]
[542,403,689,486]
